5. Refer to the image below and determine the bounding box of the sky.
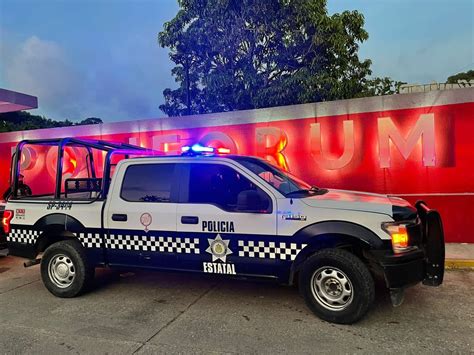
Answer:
[0,0,472,122]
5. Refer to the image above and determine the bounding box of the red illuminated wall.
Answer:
[0,88,473,243]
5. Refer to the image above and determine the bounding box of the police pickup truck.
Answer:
[3,138,445,324]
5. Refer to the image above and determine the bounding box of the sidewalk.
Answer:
[445,243,474,269]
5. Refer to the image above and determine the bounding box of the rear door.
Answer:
[104,161,180,267]
[175,161,278,278]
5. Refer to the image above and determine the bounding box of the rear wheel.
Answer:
[40,239,94,298]
[299,248,374,324]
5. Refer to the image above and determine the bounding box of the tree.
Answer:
[365,77,406,96]
[0,111,102,133]
[159,0,390,116]
[447,70,474,84]
[79,117,103,125]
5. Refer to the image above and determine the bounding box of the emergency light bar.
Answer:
[181,144,230,155]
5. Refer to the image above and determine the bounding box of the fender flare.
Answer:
[288,220,385,284]
[33,213,86,252]
[33,213,86,232]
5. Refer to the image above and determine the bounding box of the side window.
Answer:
[187,163,272,213]
[121,163,176,202]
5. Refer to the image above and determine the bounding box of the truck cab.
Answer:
[2,138,445,324]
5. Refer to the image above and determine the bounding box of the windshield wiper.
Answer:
[285,189,312,196]
[285,186,327,197]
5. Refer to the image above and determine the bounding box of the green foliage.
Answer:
[364,77,406,96]
[159,0,397,116]
[78,117,103,125]
[0,111,103,133]
[447,70,474,84]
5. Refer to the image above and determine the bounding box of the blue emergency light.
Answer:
[181,144,230,155]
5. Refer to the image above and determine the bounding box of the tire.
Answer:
[298,248,374,324]
[40,239,94,298]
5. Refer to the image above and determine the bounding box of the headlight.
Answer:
[382,221,415,254]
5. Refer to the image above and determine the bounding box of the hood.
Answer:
[301,189,411,216]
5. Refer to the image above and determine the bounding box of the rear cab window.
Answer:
[120,163,177,202]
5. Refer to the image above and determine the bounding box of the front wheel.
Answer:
[298,248,374,324]
[40,239,94,298]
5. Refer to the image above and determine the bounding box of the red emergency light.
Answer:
[2,210,13,234]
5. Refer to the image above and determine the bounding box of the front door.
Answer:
[104,162,179,267]
[176,162,278,278]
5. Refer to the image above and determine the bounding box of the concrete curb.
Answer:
[445,259,474,270]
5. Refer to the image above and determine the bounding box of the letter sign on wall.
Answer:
[378,113,436,168]
[310,120,355,170]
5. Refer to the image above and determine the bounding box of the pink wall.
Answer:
[1,88,473,242]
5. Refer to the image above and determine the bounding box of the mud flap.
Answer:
[415,201,445,286]
[390,288,405,307]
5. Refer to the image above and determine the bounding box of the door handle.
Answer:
[112,214,128,222]
[181,216,199,225]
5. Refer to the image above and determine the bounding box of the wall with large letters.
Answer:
[0,88,472,243]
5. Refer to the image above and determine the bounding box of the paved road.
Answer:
[0,255,472,354]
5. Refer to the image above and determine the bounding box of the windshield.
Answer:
[234,157,324,197]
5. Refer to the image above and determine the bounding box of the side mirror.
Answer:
[236,190,270,213]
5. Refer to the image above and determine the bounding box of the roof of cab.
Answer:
[127,154,242,162]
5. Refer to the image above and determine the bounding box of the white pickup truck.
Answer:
[3,138,445,324]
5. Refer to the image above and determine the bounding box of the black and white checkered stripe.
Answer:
[238,240,307,261]
[7,228,101,249]
[106,234,200,254]
[77,233,102,248]
[6,229,39,244]
[8,228,304,261]
[7,227,199,254]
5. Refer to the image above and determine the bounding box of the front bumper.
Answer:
[368,201,445,289]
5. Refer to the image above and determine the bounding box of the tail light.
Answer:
[2,210,14,234]
[382,222,413,254]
